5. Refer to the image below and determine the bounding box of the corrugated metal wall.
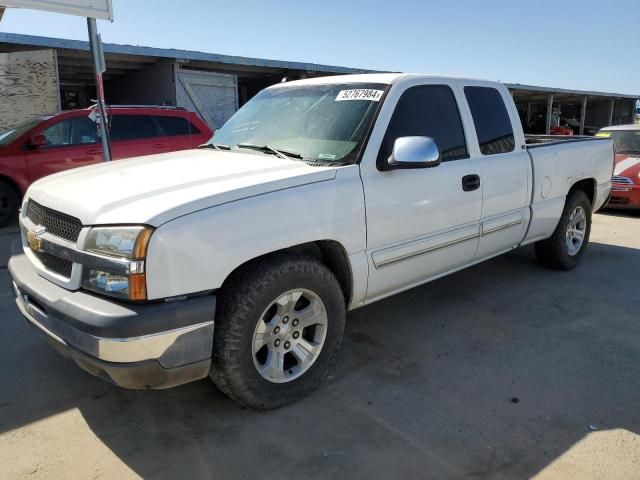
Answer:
[175,68,238,130]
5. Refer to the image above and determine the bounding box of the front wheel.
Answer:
[210,253,346,409]
[535,190,592,270]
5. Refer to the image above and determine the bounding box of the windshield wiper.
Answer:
[236,143,303,160]
[199,143,231,150]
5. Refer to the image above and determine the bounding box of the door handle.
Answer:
[154,143,170,149]
[462,174,481,192]
[86,149,102,154]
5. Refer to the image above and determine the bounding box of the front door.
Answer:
[26,116,102,183]
[360,81,483,303]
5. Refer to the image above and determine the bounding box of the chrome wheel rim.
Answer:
[565,206,587,256]
[252,288,328,384]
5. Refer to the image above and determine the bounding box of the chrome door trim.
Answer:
[480,211,524,236]
[372,224,480,269]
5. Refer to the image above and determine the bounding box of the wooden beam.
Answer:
[608,99,615,126]
[57,49,159,64]
[579,96,588,135]
[58,57,149,71]
[60,66,129,76]
[545,94,554,135]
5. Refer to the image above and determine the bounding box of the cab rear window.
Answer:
[464,86,515,155]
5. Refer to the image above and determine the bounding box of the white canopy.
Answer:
[1,0,112,21]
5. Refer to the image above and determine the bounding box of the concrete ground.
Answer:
[0,211,639,480]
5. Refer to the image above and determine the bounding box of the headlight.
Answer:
[84,226,152,259]
[82,226,153,301]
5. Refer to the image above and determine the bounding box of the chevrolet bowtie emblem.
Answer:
[27,225,46,253]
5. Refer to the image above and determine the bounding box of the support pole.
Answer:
[579,96,588,135]
[87,17,111,161]
[607,99,615,126]
[545,95,554,135]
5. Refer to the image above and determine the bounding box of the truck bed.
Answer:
[522,134,614,245]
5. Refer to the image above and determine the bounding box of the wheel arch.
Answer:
[220,239,354,309]
[568,178,596,208]
[0,174,25,200]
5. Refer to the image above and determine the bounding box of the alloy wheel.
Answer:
[565,205,587,256]
[252,289,328,383]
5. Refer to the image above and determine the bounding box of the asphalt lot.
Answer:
[0,211,639,480]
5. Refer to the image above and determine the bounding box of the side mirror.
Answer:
[387,136,441,169]
[29,134,47,149]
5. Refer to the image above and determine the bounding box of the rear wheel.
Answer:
[535,190,592,270]
[210,253,345,409]
[0,180,19,228]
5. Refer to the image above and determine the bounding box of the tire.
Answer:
[210,253,346,409]
[0,180,19,228]
[535,190,592,270]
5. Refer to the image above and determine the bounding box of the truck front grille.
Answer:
[26,200,83,243]
[33,250,73,278]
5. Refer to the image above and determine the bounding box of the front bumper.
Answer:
[608,184,640,209]
[9,254,216,389]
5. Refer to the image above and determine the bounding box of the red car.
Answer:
[597,125,640,209]
[0,106,212,226]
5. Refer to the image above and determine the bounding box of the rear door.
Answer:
[109,114,168,159]
[26,115,102,182]
[459,84,530,259]
[360,79,483,302]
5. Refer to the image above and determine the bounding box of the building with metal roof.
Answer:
[0,32,638,133]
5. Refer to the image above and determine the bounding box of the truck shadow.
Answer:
[1,241,639,479]
[597,208,640,218]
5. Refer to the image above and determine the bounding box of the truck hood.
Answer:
[26,149,337,226]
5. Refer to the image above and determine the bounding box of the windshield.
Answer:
[0,117,47,147]
[597,130,640,154]
[207,83,387,164]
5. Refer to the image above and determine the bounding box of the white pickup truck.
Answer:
[9,74,613,408]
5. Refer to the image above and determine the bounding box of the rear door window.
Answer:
[464,86,515,155]
[378,85,469,166]
[109,115,158,141]
[153,115,201,136]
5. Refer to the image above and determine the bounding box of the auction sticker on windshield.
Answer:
[335,89,384,102]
